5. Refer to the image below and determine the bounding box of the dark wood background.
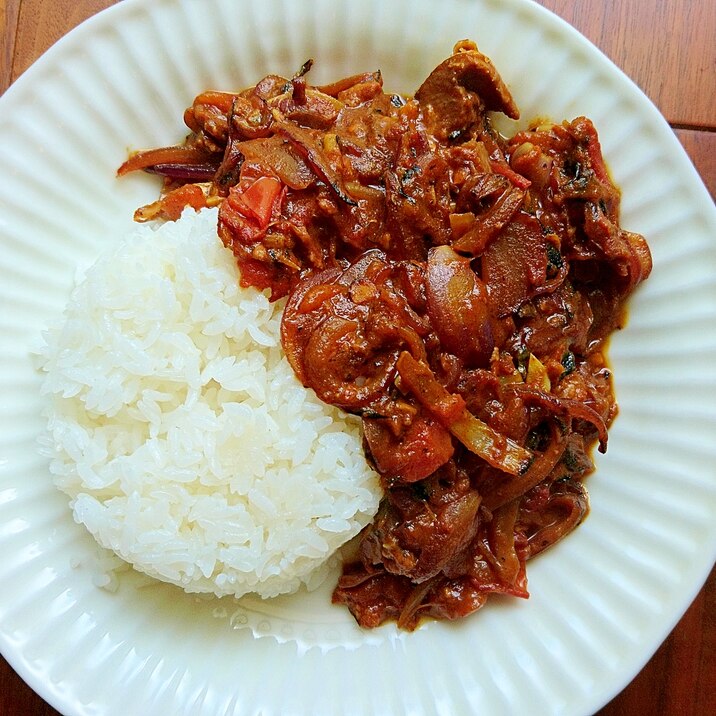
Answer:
[1,1,714,714]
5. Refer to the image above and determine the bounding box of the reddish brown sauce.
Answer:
[119,41,652,630]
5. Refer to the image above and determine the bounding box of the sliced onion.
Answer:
[117,145,215,176]
[396,352,532,476]
[425,246,494,367]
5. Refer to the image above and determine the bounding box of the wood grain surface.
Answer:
[0,1,714,715]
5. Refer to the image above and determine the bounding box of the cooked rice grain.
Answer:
[38,207,381,598]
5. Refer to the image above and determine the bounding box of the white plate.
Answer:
[1,0,715,714]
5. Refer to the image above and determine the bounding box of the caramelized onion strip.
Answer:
[522,479,589,558]
[482,421,567,511]
[396,352,532,476]
[117,145,216,177]
[511,384,609,453]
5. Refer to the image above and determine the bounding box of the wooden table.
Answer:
[1,1,713,714]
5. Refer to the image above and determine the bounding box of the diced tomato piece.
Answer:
[363,415,454,483]
[228,176,283,229]
[159,184,207,221]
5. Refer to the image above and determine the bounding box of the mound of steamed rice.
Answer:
[38,207,381,599]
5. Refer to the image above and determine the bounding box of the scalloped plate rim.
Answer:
[1,1,715,715]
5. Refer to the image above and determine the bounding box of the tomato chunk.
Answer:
[228,175,283,229]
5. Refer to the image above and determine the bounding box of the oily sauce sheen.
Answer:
[119,40,652,629]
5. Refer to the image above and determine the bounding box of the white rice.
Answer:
[38,207,381,599]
